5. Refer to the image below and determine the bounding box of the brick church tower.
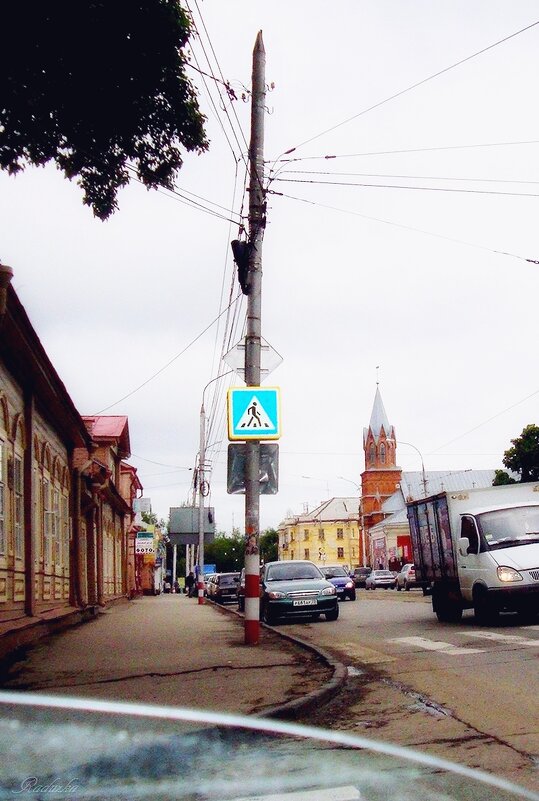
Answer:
[361,387,402,536]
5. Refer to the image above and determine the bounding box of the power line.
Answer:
[271,190,539,265]
[95,292,242,414]
[276,169,539,187]
[282,20,539,154]
[433,388,539,452]
[269,139,539,165]
[274,175,539,199]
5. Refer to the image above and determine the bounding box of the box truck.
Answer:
[406,483,539,623]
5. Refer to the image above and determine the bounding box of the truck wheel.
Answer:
[404,582,410,591]
[473,587,498,625]
[433,586,463,623]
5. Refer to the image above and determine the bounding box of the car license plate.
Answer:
[336,588,344,593]
[293,599,317,607]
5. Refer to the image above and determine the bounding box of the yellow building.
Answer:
[278,497,361,571]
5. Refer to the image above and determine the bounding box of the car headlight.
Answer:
[496,566,523,583]
[345,581,353,589]
[321,586,336,596]
[268,590,286,599]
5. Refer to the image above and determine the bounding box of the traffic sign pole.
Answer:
[244,31,265,646]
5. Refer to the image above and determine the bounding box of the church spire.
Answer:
[363,386,396,469]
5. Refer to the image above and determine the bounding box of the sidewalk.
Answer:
[1,594,345,718]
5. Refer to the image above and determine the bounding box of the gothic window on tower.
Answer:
[369,444,375,465]
[380,443,386,464]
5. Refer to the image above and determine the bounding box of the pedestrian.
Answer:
[185,571,195,598]
[173,579,179,594]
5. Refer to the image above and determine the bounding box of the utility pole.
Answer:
[197,400,206,604]
[244,31,266,645]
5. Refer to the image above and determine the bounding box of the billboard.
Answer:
[168,507,216,546]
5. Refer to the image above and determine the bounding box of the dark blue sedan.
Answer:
[322,565,356,601]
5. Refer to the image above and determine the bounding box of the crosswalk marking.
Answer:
[390,636,484,655]
[464,631,539,647]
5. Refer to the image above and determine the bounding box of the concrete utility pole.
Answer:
[244,31,266,646]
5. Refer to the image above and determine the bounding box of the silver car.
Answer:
[365,569,397,590]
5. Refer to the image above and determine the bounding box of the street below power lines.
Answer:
[285,589,539,793]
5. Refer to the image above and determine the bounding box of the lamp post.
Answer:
[197,372,232,604]
[396,441,428,497]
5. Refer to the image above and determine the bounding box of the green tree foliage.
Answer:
[205,533,244,573]
[502,424,539,483]
[0,1,208,219]
[492,469,516,486]
[259,528,278,563]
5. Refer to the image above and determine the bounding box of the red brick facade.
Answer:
[360,389,402,537]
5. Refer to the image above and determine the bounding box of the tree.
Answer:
[259,527,278,563]
[492,469,516,486]
[502,424,539,483]
[205,533,245,573]
[0,1,208,219]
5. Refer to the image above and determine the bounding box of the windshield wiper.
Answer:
[490,536,539,547]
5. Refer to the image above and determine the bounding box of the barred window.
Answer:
[62,495,69,569]
[303,529,310,540]
[337,547,344,559]
[14,455,24,559]
[337,528,344,539]
[318,529,325,541]
[53,488,60,563]
[43,478,51,564]
[304,548,310,560]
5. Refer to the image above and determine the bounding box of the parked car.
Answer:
[396,563,418,591]
[259,560,338,624]
[365,569,397,590]
[322,565,356,600]
[208,572,240,604]
[351,567,372,587]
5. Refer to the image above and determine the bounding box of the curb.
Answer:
[208,599,348,721]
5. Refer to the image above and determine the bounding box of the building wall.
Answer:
[279,518,360,571]
[0,363,72,621]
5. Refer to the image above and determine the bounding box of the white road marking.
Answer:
[390,636,484,655]
[464,631,539,647]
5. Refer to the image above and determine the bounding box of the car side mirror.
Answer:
[458,536,470,556]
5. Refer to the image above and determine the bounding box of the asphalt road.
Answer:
[281,588,539,793]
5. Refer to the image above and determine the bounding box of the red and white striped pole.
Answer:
[243,31,266,645]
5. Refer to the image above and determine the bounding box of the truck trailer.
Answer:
[406,483,539,623]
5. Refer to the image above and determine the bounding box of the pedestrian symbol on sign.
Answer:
[239,397,272,430]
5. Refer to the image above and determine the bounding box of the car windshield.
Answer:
[477,506,539,549]
[219,574,239,586]
[324,567,348,577]
[0,694,532,801]
[266,563,323,581]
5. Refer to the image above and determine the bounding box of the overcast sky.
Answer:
[2,1,539,533]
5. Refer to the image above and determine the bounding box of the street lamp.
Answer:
[197,372,232,604]
[396,440,428,497]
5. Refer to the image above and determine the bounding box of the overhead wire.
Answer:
[95,292,242,414]
[280,19,539,155]
[270,190,539,265]
[273,175,539,199]
[269,138,539,166]
[433,387,539,453]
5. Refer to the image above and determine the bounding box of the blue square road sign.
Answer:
[227,387,281,440]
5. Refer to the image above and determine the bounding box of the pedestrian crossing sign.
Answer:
[227,387,281,441]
